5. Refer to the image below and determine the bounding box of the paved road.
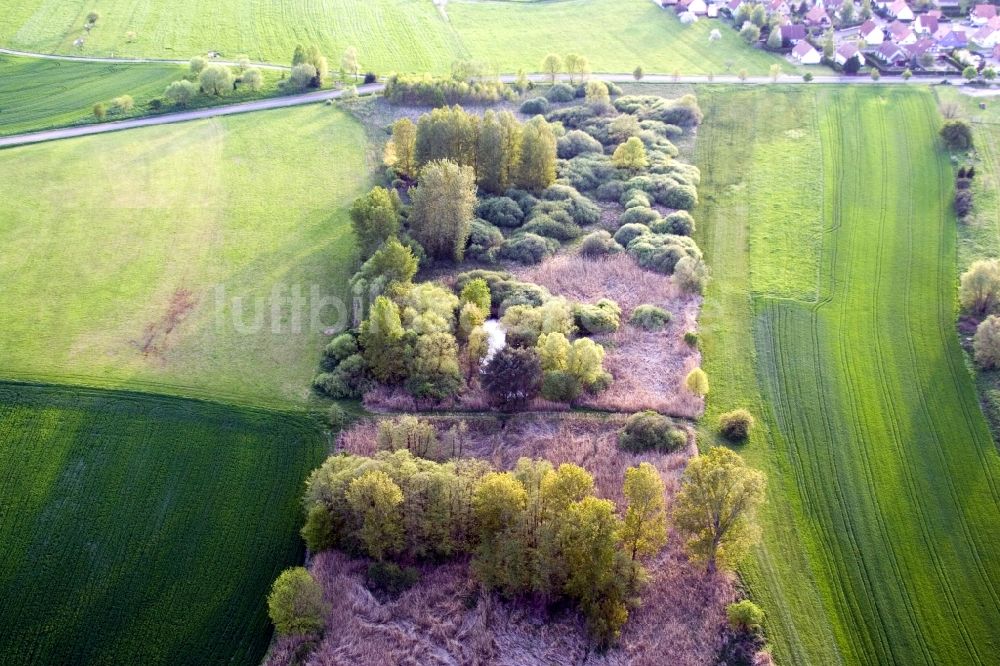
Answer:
[0,47,975,149]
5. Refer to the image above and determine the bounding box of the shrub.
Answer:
[364,72,378,84]
[684,330,699,347]
[314,353,368,399]
[504,188,540,216]
[956,190,973,218]
[674,256,709,294]
[941,119,973,150]
[541,184,601,225]
[974,315,1000,369]
[960,259,1000,314]
[727,600,765,631]
[546,83,577,102]
[267,567,328,637]
[613,223,651,247]
[574,299,621,335]
[164,79,196,106]
[290,63,318,89]
[620,206,662,227]
[580,230,623,258]
[111,95,134,113]
[627,233,701,275]
[522,213,583,241]
[557,129,604,158]
[653,210,695,236]
[684,368,709,396]
[92,102,106,120]
[324,333,359,362]
[497,233,559,264]
[541,370,582,402]
[476,196,525,228]
[520,96,550,115]
[595,180,626,201]
[619,410,686,453]
[482,346,544,409]
[148,98,163,110]
[366,561,420,599]
[621,189,653,209]
[466,218,504,262]
[663,184,698,210]
[719,409,755,441]
[561,154,617,192]
[630,304,672,331]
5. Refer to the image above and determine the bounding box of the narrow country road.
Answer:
[0,46,975,149]
[0,46,290,70]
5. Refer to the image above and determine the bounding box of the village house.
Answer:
[905,37,936,61]
[677,0,708,14]
[914,13,938,36]
[780,23,808,45]
[972,22,1000,47]
[972,3,997,25]
[938,27,968,49]
[859,20,885,44]
[792,40,823,63]
[886,0,915,21]
[888,20,917,44]
[875,41,909,66]
[805,4,831,26]
[835,41,862,65]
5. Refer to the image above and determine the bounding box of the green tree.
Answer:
[974,315,1000,368]
[902,68,913,80]
[766,27,783,50]
[860,0,873,19]
[477,110,522,194]
[199,64,233,96]
[620,463,668,563]
[387,117,418,179]
[306,45,329,86]
[415,105,480,169]
[341,46,359,79]
[473,471,530,592]
[585,80,611,113]
[189,56,207,75]
[803,72,814,82]
[92,102,106,120]
[985,67,998,81]
[672,447,766,573]
[727,600,765,631]
[537,331,572,372]
[460,278,491,313]
[964,65,979,81]
[684,367,709,396]
[406,332,463,400]
[612,136,649,171]
[111,95,134,113]
[164,79,196,106]
[840,0,854,23]
[360,296,409,383]
[350,187,402,258]
[750,4,767,26]
[292,43,307,66]
[769,63,782,81]
[822,29,835,60]
[940,119,973,150]
[482,346,543,409]
[242,68,263,91]
[346,470,405,560]
[516,116,557,191]
[267,567,328,636]
[740,23,761,45]
[633,65,644,81]
[409,159,477,261]
[542,53,562,83]
[86,10,100,24]
[870,67,880,81]
[960,259,1000,314]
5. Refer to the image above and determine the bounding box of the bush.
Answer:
[595,180,626,202]
[579,230,623,258]
[324,333,358,362]
[630,304,672,331]
[685,367,709,396]
[522,213,583,241]
[520,96,550,115]
[541,184,601,225]
[366,561,420,599]
[557,129,604,158]
[546,83,577,102]
[148,97,163,111]
[268,567,328,637]
[621,188,653,209]
[313,354,368,399]
[466,218,505,262]
[482,346,544,409]
[674,256,709,294]
[627,233,701,275]
[613,223,651,247]
[165,79,197,106]
[620,206,662,227]
[940,119,973,151]
[960,259,1000,314]
[663,184,698,210]
[619,410,686,453]
[560,154,617,192]
[476,196,525,228]
[504,188,540,216]
[956,190,973,218]
[719,409,755,441]
[364,72,378,84]
[684,330,699,347]
[727,600,765,632]
[541,370,582,402]
[653,210,695,236]
[497,233,559,264]
[574,299,621,335]
[974,315,1000,369]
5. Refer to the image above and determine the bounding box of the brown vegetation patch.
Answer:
[515,253,704,418]
[131,288,196,358]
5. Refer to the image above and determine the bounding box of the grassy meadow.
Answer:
[0,381,328,666]
[0,0,790,75]
[0,105,368,407]
[695,85,1000,664]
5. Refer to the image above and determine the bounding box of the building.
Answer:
[780,23,808,45]
[835,41,862,65]
[805,4,830,26]
[792,40,823,63]
[972,3,997,25]
[914,14,938,36]
[886,0,915,21]
[875,41,909,66]
[859,20,885,45]
[889,20,917,44]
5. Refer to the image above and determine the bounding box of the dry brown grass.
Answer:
[516,253,704,418]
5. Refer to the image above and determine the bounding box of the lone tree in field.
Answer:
[612,136,649,171]
[86,10,100,24]
[267,567,328,636]
[199,64,233,96]
[517,116,557,191]
[408,159,477,261]
[672,447,766,573]
[940,119,973,151]
[350,187,401,258]
[974,315,1000,369]
[960,259,1000,314]
[542,53,562,83]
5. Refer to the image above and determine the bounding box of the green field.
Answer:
[0,0,789,75]
[0,104,367,407]
[695,85,1000,664]
[0,381,327,665]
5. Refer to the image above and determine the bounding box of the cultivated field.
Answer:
[695,85,1000,664]
[0,0,789,75]
[0,105,367,407]
[0,381,327,666]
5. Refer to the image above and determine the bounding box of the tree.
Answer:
[964,65,979,81]
[386,117,418,179]
[189,56,207,75]
[350,187,402,258]
[482,346,543,409]
[766,27,783,50]
[843,55,861,74]
[460,277,492,313]
[360,296,409,383]
[685,367,709,396]
[985,67,998,82]
[633,65,644,81]
[111,95,134,113]
[267,567,328,636]
[727,600,765,631]
[585,80,611,114]
[769,63,782,82]
[620,463,668,564]
[415,105,479,169]
[306,45,329,87]
[869,67,880,81]
[242,68,263,91]
[564,53,582,83]
[940,119,973,150]
[719,409,755,441]
[822,30,835,60]
[409,159,477,261]
[902,68,913,81]
[740,23,761,45]
[86,10,100,24]
[961,259,1000,314]
[199,64,233,96]
[164,79,196,106]
[750,4,767,26]
[292,43,307,66]
[406,332,463,400]
[803,72,814,83]
[92,102,106,120]
[346,470,405,560]
[860,0,873,19]
[516,115,557,191]
[542,53,562,83]
[974,315,1000,369]
[341,46,359,79]
[737,68,749,82]
[612,136,649,171]
[839,0,854,23]
[477,110,522,194]
[672,447,766,573]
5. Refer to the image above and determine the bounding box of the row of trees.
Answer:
[386,107,557,195]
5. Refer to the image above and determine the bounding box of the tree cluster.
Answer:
[384,74,515,106]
